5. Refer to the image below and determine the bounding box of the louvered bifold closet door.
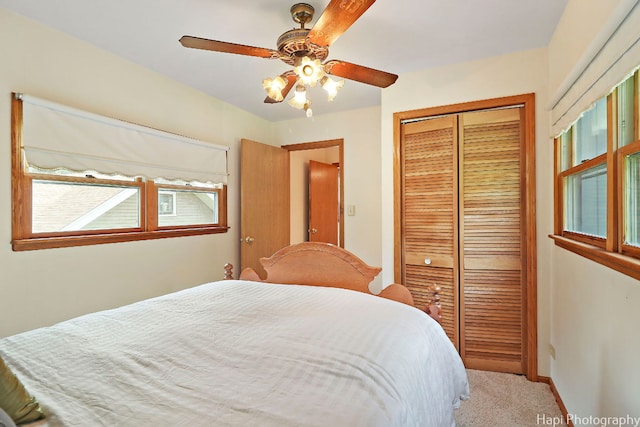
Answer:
[401,115,459,349]
[459,108,525,374]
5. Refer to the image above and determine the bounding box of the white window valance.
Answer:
[550,0,640,137]
[17,94,229,184]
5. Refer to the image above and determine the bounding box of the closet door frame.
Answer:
[393,93,538,381]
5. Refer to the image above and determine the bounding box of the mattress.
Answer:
[0,280,469,426]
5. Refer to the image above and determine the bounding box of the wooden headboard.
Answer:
[237,242,426,310]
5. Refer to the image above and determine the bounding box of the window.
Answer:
[155,180,221,227]
[11,94,229,251]
[623,150,640,248]
[619,143,640,257]
[552,70,640,279]
[559,98,609,243]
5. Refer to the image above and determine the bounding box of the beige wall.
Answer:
[547,0,623,96]
[547,0,640,420]
[0,8,274,337]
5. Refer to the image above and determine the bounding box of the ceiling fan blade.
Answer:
[307,0,376,47]
[264,73,298,104]
[324,60,398,88]
[179,36,279,59]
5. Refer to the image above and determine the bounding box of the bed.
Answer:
[0,242,469,427]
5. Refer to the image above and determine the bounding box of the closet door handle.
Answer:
[424,258,432,265]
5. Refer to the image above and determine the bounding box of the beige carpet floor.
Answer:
[455,369,565,426]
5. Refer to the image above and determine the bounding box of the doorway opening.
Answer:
[283,139,344,248]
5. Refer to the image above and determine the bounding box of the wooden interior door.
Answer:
[459,108,526,374]
[400,115,460,349]
[240,139,290,279]
[308,160,339,245]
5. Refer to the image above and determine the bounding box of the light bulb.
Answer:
[294,57,325,87]
[288,84,307,109]
[320,76,344,101]
[262,76,286,102]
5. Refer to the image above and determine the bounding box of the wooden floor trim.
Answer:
[538,376,574,427]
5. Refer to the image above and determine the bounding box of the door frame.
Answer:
[392,93,538,381]
[283,139,344,248]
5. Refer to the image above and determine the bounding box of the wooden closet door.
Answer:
[459,108,525,373]
[401,115,459,348]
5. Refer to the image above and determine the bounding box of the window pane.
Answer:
[157,189,218,227]
[618,75,636,148]
[624,151,640,247]
[559,129,572,172]
[32,180,140,233]
[574,98,607,165]
[564,164,607,237]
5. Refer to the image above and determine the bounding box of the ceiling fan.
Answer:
[179,0,398,117]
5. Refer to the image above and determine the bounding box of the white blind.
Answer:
[18,94,229,184]
[551,0,640,136]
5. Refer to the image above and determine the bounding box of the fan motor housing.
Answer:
[277,28,329,65]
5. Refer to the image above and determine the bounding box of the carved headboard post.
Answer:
[424,284,442,323]
[224,263,234,280]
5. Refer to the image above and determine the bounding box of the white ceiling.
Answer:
[0,0,567,122]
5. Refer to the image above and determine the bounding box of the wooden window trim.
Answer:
[11,95,229,252]
[549,234,640,281]
[560,231,606,248]
[554,138,561,235]
[607,92,619,252]
[12,228,229,252]
[558,152,607,177]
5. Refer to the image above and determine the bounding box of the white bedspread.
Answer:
[1,280,469,426]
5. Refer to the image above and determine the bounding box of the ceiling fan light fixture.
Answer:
[320,75,344,101]
[288,84,308,109]
[294,56,325,87]
[180,2,398,117]
[262,76,287,102]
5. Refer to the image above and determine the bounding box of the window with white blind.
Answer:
[549,2,640,279]
[560,98,608,242]
[11,94,229,251]
[553,70,640,279]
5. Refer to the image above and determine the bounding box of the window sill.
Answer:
[549,234,640,281]
[12,226,230,251]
